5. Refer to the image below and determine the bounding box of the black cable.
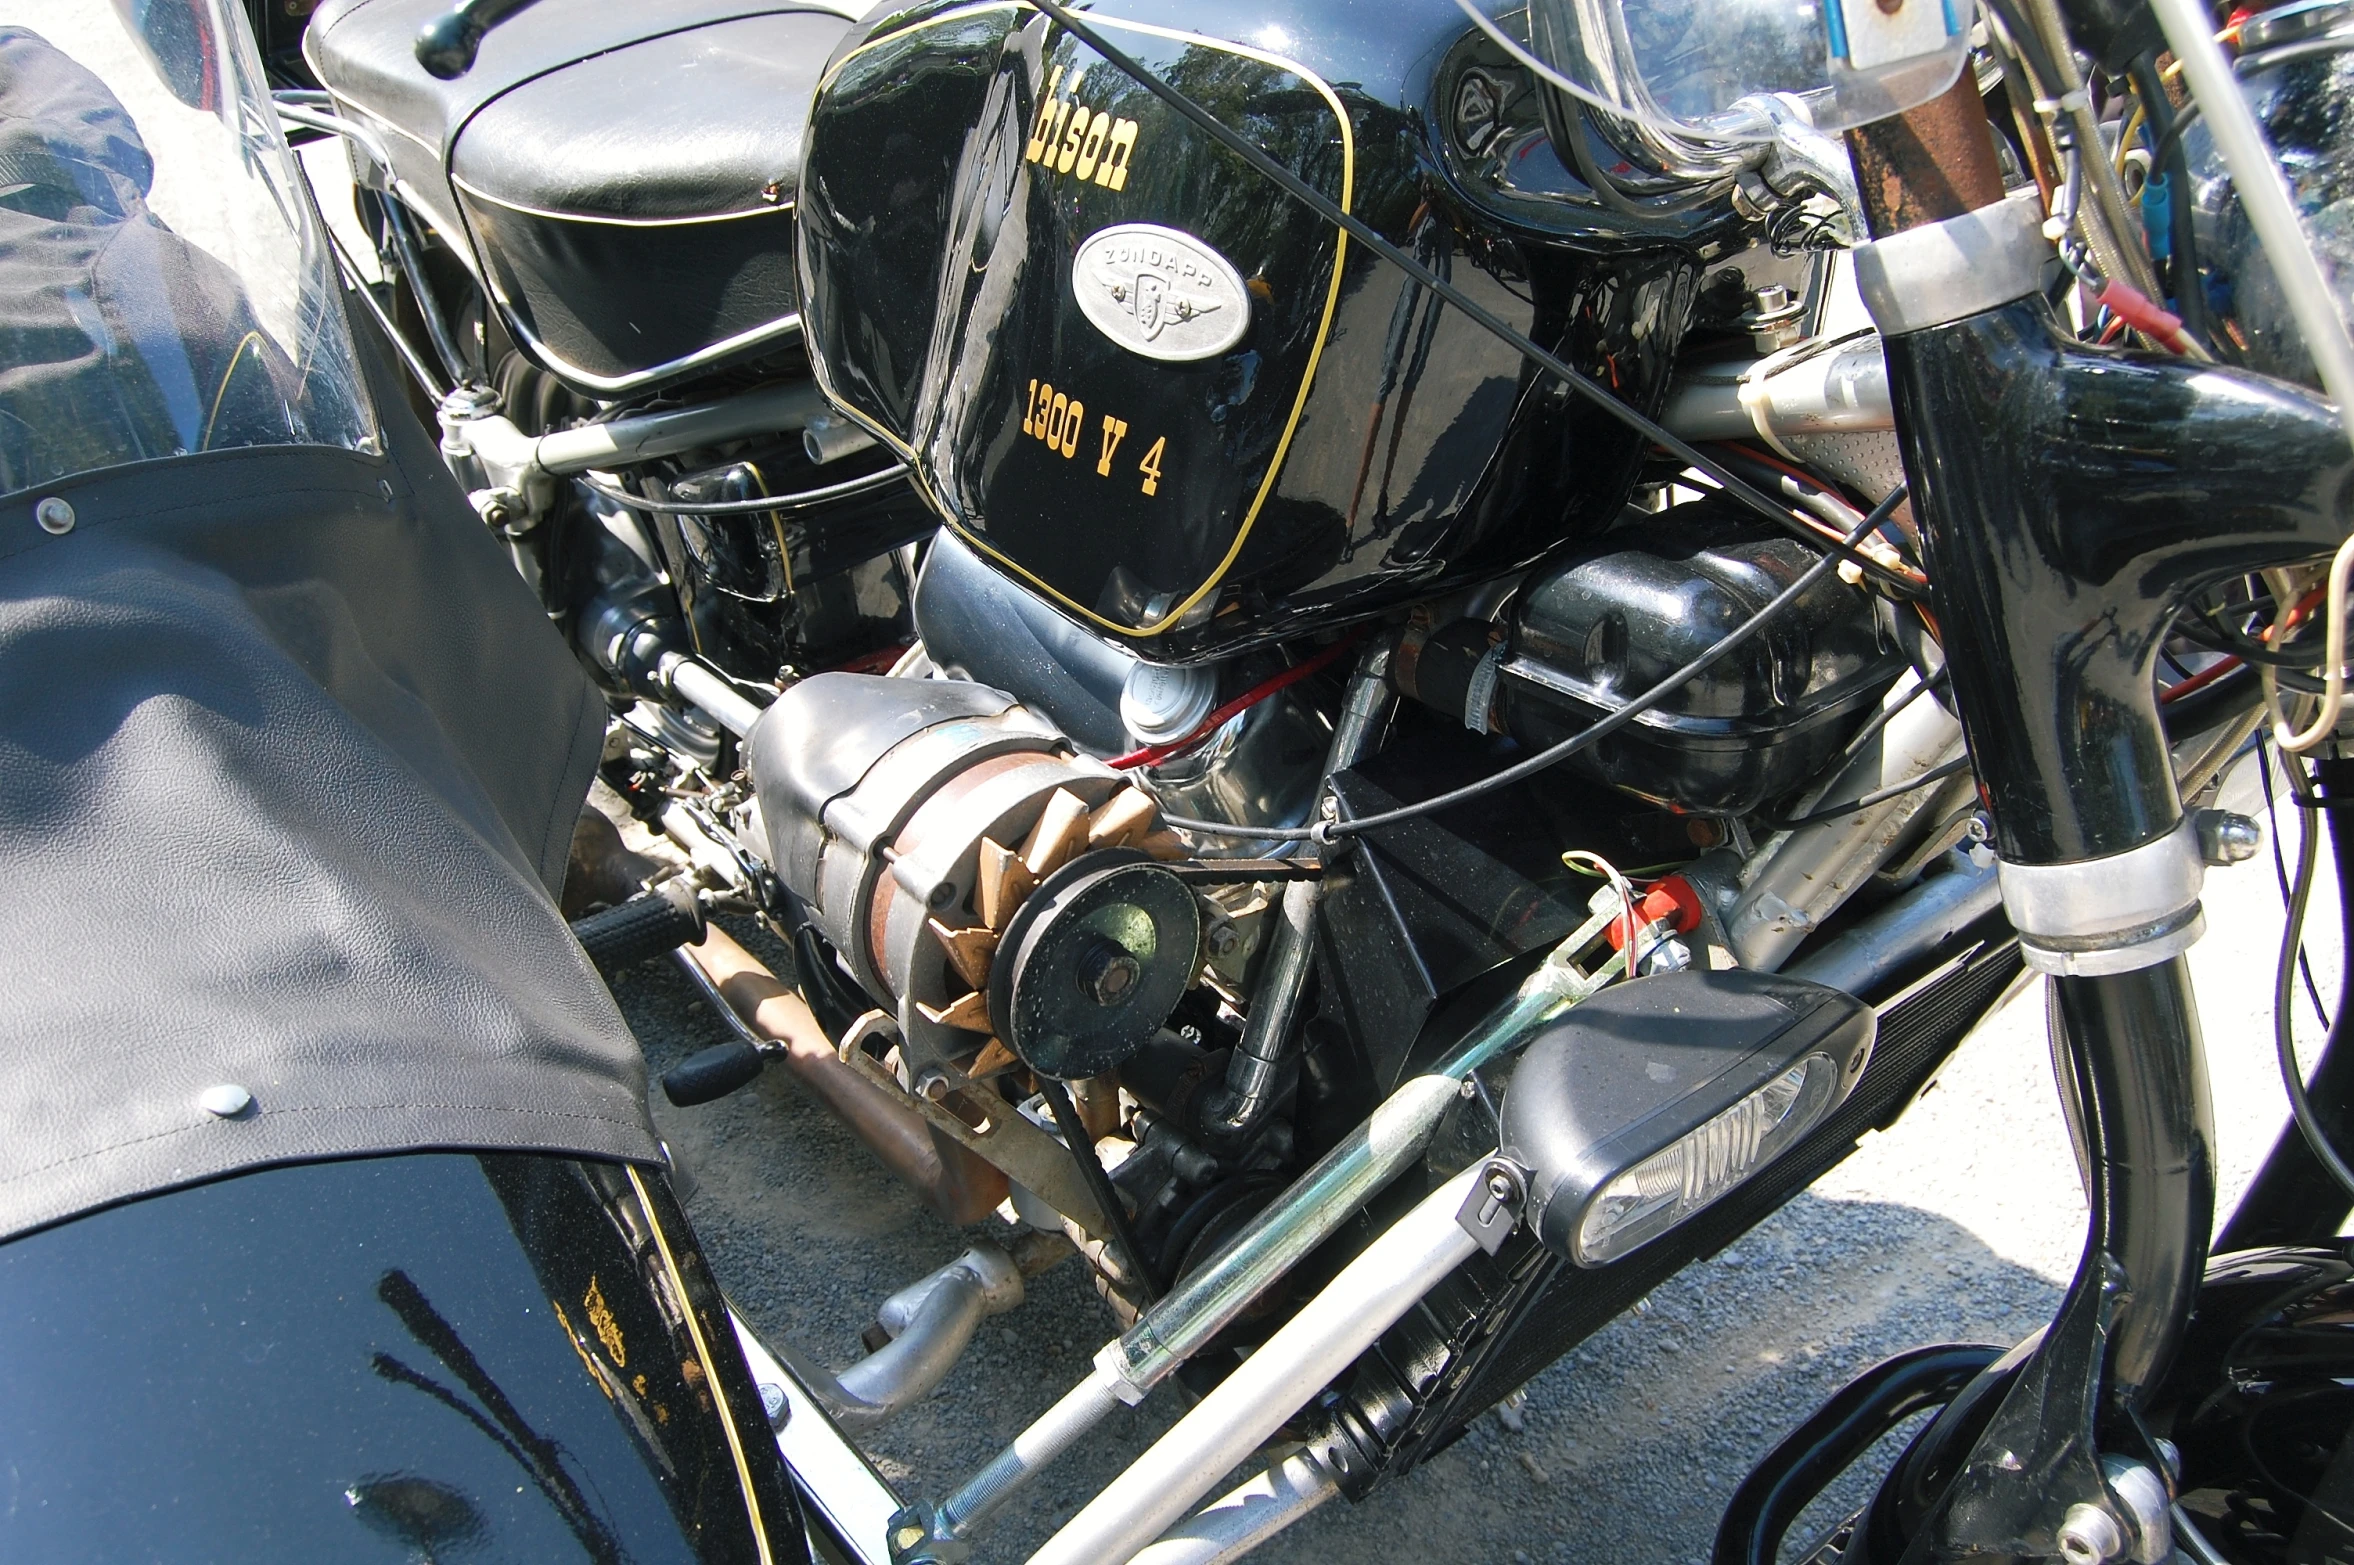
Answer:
[1035,1077,1160,1301]
[1831,667,1949,773]
[2273,750,2354,1202]
[1017,0,1922,601]
[1163,485,1909,842]
[1982,0,2071,111]
[579,465,910,515]
[1756,754,1974,833]
[2263,733,2331,1024]
[2178,601,2331,682]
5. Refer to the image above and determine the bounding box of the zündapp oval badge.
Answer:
[1072,223,1251,363]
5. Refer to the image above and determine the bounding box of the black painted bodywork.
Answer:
[796,0,1746,660]
[646,436,927,684]
[1850,1244,2354,1563]
[1296,930,2026,1496]
[1887,297,2353,866]
[2158,1244,2354,1561]
[305,0,848,393]
[0,1152,808,1563]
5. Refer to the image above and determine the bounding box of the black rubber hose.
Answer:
[792,925,867,1043]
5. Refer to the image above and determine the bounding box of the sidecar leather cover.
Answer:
[0,329,657,1243]
[305,0,866,393]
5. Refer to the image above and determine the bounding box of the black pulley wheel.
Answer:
[990,848,1200,1080]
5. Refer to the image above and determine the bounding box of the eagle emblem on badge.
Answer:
[1072,224,1251,363]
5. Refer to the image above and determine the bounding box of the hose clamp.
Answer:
[1853,192,2053,337]
[1998,818,2207,976]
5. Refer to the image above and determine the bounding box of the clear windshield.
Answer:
[1490,0,1973,147]
[0,0,374,497]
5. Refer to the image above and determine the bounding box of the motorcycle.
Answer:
[9,0,2354,1556]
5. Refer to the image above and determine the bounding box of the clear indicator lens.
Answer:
[1574,1052,1837,1264]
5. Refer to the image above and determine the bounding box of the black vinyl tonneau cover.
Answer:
[0,344,659,1242]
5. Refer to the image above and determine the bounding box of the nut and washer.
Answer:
[2057,1502,2125,1564]
[34,496,74,535]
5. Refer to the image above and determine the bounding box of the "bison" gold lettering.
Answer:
[1024,66,1137,191]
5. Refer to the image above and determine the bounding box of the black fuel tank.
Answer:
[796,0,1746,661]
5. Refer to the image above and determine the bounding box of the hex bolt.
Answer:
[1745,283,1807,353]
[1075,936,1141,1006]
[34,496,74,535]
[2057,1502,2125,1565]
[2194,808,2262,866]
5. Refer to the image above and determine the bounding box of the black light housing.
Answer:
[1499,970,1875,1267]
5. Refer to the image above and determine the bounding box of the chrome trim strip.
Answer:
[731,1309,899,1565]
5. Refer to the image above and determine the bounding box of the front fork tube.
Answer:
[1855,192,2347,1565]
[1899,964,2213,1565]
[2052,963,2215,1416]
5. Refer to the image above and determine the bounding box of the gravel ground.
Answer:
[619,751,2340,1565]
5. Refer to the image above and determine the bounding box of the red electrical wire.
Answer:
[1107,633,1365,771]
[2160,655,2241,702]
[2158,586,2329,703]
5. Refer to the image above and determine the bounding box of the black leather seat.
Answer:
[306,0,856,394]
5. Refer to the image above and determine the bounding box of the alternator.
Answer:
[745,673,1193,1084]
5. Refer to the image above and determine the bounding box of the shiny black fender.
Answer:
[0,1152,817,1564]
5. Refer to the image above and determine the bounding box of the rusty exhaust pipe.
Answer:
[680,924,1010,1225]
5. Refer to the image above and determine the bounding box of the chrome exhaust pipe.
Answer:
[774,1246,1024,1432]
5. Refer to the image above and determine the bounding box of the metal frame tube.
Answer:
[924,905,1623,1543]
[1129,1450,1341,1565]
[667,658,766,737]
[1786,853,2000,997]
[935,1372,1126,1538]
[1025,1163,1486,1565]
[1730,672,1967,971]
